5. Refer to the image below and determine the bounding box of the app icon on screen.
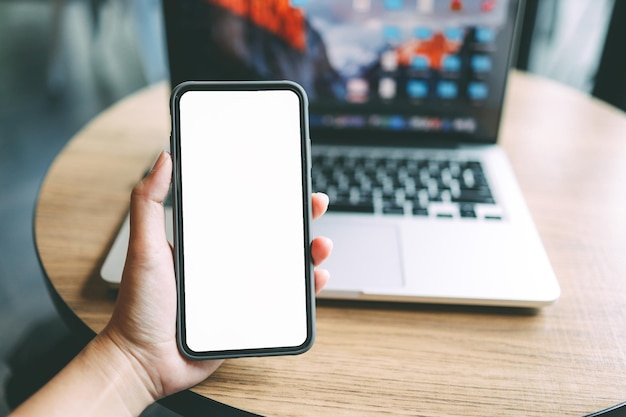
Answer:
[471,55,492,73]
[468,82,488,100]
[417,0,434,14]
[381,50,399,71]
[450,0,463,12]
[442,55,461,73]
[411,55,430,71]
[389,115,406,130]
[414,27,433,41]
[481,0,496,12]
[444,27,463,43]
[347,78,369,103]
[476,27,495,43]
[383,26,402,44]
[353,0,371,11]
[379,78,397,99]
[407,80,428,99]
[437,81,458,99]
[385,0,403,10]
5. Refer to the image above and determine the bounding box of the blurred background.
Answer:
[0,0,623,414]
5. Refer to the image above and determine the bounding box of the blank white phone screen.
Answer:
[179,89,308,353]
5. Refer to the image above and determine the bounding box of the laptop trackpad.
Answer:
[312,220,404,292]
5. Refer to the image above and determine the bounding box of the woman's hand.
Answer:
[103,150,332,401]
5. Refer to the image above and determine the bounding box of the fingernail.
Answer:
[315,192,330,205]
[151,149,168,172]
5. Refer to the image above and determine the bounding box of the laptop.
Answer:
[101,0,560,308]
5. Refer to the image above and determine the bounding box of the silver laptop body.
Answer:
[102,0,559,307]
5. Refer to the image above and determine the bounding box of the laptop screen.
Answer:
[163,0,521,145]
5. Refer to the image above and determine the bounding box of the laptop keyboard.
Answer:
[312,153,502,220]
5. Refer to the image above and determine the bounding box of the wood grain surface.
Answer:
[35,72,626,416]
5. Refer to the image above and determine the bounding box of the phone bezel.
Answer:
[170,80,314,360]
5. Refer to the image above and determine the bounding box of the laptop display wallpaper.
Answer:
[165,0,516,141]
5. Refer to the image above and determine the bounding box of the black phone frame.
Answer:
[170,80,315,360]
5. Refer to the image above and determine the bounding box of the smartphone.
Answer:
[170,81,314,360]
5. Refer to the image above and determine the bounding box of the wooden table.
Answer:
[35,71,626,416]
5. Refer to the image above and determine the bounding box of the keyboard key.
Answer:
[329,203,375,213]
[452,190,495,204]
[428,202,459,218]
[460,203,476,218]
[413,207,429,216]
[412,201,429,216]
[382,203,404,215]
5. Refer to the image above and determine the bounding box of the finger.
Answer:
[314,268,330,295]
[311,236,333,267]
[142,150,172,203]
[128,150,172,253]
[311,193,329,220]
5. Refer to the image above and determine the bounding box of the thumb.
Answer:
[128,150,172,257]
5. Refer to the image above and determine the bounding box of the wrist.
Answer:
[85,331,158,414]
